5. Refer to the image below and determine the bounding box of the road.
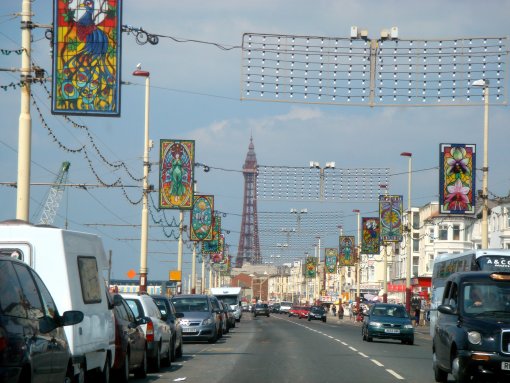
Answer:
[138,313,436,383]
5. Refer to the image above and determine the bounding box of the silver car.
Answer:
[171,295,222,343]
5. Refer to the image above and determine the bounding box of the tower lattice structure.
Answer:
[236,137,261,267]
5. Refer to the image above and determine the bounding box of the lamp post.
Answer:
[400,151,412,313]
[473,79,490,249]
[380,183,389,303]
[310,161,335,200]
[353,209,361,313]
[133,66,150,293]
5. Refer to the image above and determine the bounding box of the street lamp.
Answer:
[400,151,412,313]
[133,65,151,293]
[472,79,490,248]
[353,209,361,313]
[310,161,335,200]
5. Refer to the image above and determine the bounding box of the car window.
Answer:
[126,299,143,318]
[115,300,129,321]
[122,300,136,322]
[171,297,209,312]
[29,267,59,320]
[12,263,45,320]
[0,260,27,318]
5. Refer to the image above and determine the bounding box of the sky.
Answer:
[1,0,509,283]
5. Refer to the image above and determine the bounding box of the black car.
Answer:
[253,303,270,317]
[361,303,414,345]
[270,303,281,313]
[433,271,510,383]
[0,255,83,383]
[307,306,327,322]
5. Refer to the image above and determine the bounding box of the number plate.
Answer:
[502,361,510,371]
[182,328,198,334]
[384,328,400,334]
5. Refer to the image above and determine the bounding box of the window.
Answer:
[453,225,460,241]
[31,271,59,320]
[413,233,420,252]
[413,212,420,230]
[428,228,435,242]
[77,256,102,304]
[439,225,448,240]
[0,260,26,318]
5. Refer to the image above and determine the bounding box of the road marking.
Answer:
[349,346,358,352]
[358,352,369,358]
[341,341,347,345]
[371,359,384,367]
[386,369,404,379]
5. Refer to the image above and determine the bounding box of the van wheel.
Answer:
[134,349,147,379]
[176,340,183,358]
[162,340,172,367]
[149,345,160,372]
[433,351,447,383]
[115,354,129,383]
[99,355,110,383]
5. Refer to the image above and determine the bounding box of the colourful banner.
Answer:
[439,144,476,214]
[339,236,355,266]
[305,256,317,278]
[210,235,225,263]
[52,0,122,116]
[202,216,221,254]
[362,217,380,254]
[379,195,403,242]
[159,140,195,209]
[324,248,338,274]
[190,195,214,241]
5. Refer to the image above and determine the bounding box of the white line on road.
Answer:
[349,346,358,352]
[341,341,347,345]
[371,359,384,367]
[358,352,369,358]
[386,369,404,380]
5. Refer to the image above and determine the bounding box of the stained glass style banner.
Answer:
[190,195,214,241]
[211,235,225,263]
[305,256,317,278]
[52,0,122,116]
[439,144,476,214]
[339,236,355,266]
[159,140,195,209]
[379,195,403,242]
[362,217,380,255]
[202,216,221,254]
[325,248,337,273]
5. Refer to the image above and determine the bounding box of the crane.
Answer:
[37,161,71,225]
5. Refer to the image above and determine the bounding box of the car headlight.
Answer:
[403,324,414,329]
[468,331,482,345]
[202,316,214,326]
[369,321,383,328]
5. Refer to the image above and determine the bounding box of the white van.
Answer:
[210,287,243,321]
[0,220,115,382]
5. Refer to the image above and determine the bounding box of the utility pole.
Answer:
[16,0,33,221]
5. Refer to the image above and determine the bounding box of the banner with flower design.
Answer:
[439,144,476,214]
[362,217,380,254]
[324,248,338,273]
[190,195,214,241]
[202,216,221,254]
[159,140,195,209]
[379,195,403,242]
[339,236,356,266]
[305,256,318,278]
[52,0,121,116]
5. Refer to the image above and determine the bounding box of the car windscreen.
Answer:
[171,298,210,312]
[214,295,238,305]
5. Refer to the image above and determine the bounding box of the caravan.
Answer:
[210,287,243,322]
[0,220,115,382]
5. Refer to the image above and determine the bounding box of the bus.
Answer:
[429,249,510,336]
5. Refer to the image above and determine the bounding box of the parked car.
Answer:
[432,271,510,383]
[0,220,116,381]
[122,293,172,372]
[270,303,281,313]
[111,293,149,381]
[171,294,223,343]
[279,301,293,314]
[253,303,270,317]
[361,303,414,345]
[0,254,83,383]
[221,301,236,330]
[151,295,184,361]
[308,306,327,322]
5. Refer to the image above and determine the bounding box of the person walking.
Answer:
[331,304,337,316]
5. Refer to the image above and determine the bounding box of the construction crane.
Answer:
[37,161,71,225]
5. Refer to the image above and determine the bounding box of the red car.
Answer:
[288,306,310,319]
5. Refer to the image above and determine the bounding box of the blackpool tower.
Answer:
[235,137,261,267]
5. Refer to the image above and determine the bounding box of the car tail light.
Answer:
[146,320,154,343]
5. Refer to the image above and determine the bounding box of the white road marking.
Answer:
[371,359,384,367]
[349,346,358,352]
[386,369,404,379]
[358,352,369,358]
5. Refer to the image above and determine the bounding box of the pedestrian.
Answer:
[348,304,354,321]
[338,304,344,319]
[414,307,421,326]
[331,304,337,316]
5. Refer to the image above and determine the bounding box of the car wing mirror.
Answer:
[113,295,123,307]
[136,316,150,326]
[175,312,184,318]
[61,310,84,326]
[438,304,455,315]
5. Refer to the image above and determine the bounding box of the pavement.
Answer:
[328,313,432,339]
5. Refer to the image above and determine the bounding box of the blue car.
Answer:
[361,303,414,345]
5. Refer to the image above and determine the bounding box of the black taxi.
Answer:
[432,271,510,383]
